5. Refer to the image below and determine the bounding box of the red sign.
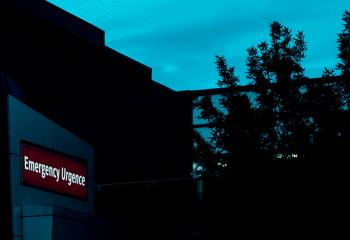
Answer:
[21,143,88,199]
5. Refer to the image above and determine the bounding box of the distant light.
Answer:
[217,162,227,167]
[276,153,299,159]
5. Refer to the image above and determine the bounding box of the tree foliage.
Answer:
[194,57,260,177]
[337,10,350,107]
[246,21,308,160]
[194,11,350,179]
[337,10,350,78]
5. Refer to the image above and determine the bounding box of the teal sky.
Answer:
[48,0,350,91]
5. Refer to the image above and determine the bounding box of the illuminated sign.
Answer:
[21,143,88,199]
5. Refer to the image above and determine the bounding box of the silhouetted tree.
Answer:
[303,68,343,170]
[193,130,220,177]
[194,15,350,180]
[334,10,350,171]
[246,21,308,161]
[192,14,350,238]
[337,10,350,79]
[336,10,350,110]
[194,56,263,178]
[298,10,350,173]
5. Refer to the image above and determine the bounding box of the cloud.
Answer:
[162,65,178,73]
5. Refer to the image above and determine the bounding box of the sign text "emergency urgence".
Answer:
[21,143,88,199]
[24,156,86,186]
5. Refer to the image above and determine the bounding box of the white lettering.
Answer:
[29,160,35,172]
[24,156,29,170]
[55,168,60,182]
[81,176,86,186]
[23,156,86,187]
[67,171,72,186]
[60,167,85,186]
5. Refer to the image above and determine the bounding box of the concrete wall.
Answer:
[22,205,115,240]
[7,95,95,239]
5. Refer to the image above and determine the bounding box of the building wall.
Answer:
[0,0,192,185]
[22,205,117,240]
[0,2,194,238]
[7,95,94,239]
[0,0,152,103]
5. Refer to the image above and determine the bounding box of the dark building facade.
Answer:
[1,0,193,239]
[1,0,192,182]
